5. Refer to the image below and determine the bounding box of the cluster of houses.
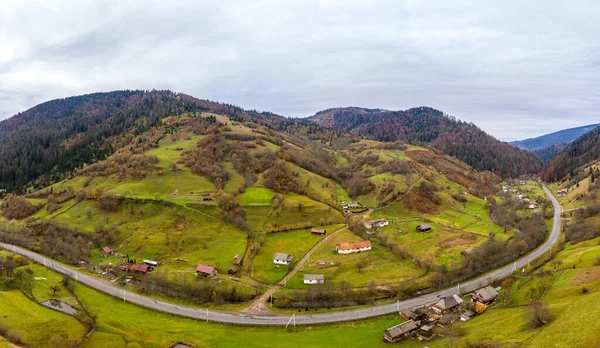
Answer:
[383,285,499,343]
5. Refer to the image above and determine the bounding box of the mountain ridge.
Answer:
[309,106,543,178]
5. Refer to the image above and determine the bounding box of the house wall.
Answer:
[274,260,289,265]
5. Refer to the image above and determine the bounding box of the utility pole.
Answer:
[123,290,126,302]
[396,300,399,312]
[206,308,209,322]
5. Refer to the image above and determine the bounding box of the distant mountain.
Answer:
[309,107,543,178]
[510,123,600,150]
[534,142,569,163]
[541,127,600,182]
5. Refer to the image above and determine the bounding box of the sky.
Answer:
[1,1,599,141]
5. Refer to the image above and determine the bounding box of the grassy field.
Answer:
[291,229,425,288]
[264,194,344,232]
[0,290,87,347]
[52,200,247,274]
[237,187,275,206]
[251,228,329,284]
[371,198,505,266]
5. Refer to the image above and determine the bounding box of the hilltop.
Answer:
[309,106,543,178]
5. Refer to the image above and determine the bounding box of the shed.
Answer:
[196,264,217,277]
[383,320,418,343]
[311,228,326,235]
[273,252,293,265]
[303,274,325,284]
[202,194,212,201]
[438,313,459,327]
[228,267,237,275]
[461,310,474,321]
[416,224,432,232]
[143,260,159,267]
[232,254,241,265]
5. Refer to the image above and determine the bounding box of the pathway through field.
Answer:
[241,225,348,315]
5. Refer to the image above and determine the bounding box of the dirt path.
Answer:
[241,225,348,315]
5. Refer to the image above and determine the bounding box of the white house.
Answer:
[303,274,325,284]
[273,252,293,265]
[363,219,389,229]
[336,240,372,254]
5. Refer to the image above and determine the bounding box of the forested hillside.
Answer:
[309,107,543,177]
[542,127,600,182]
[534,142,569,163]
[0,90,292,193]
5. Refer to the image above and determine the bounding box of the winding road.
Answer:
[0,185,561,326]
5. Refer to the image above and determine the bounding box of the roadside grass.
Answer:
[0,290,87,347]
[296,229,424,287]
[73,280,403,348]
[251,229,326,284]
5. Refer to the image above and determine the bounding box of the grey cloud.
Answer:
[0,0,599,141]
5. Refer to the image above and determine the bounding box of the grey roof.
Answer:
[434,294,463,310]
[304,274,325,281]
[439,313,458,325]
[473,286,499,302]
[418,224,432,230]
[273,252,292,261]
[461,310,474,319]
[385,320,418,338]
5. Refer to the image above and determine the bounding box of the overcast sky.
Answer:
[1,1,599,141]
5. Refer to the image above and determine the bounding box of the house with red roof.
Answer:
[196,264,217,277]
[101,246,114,255]
[335,240,372,254]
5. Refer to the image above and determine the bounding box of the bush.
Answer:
[526,301,552,328]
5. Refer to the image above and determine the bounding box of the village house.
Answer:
[143,260,159,267]
[202,194,212,201]
[335,240,372,254]
[101,247,114,255]
[303,274,325,284]
[130,264,149,274]
[228,266,237,275]
[431,294,463,313]
[557,188,568,196]
[273,252,293,265]
[232,254,241,265]
[195,264,217,277]
[383,320,418,343]
[471,285,499,305]
[400,308,428,322]
[311,228,326,235]
[416,224,432,232]
[363,218,389,229]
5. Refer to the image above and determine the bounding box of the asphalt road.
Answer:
[0,184,561,326]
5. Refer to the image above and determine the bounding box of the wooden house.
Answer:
[383,320,418,343]
[431,294,463,313]
[470,286,499,305]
